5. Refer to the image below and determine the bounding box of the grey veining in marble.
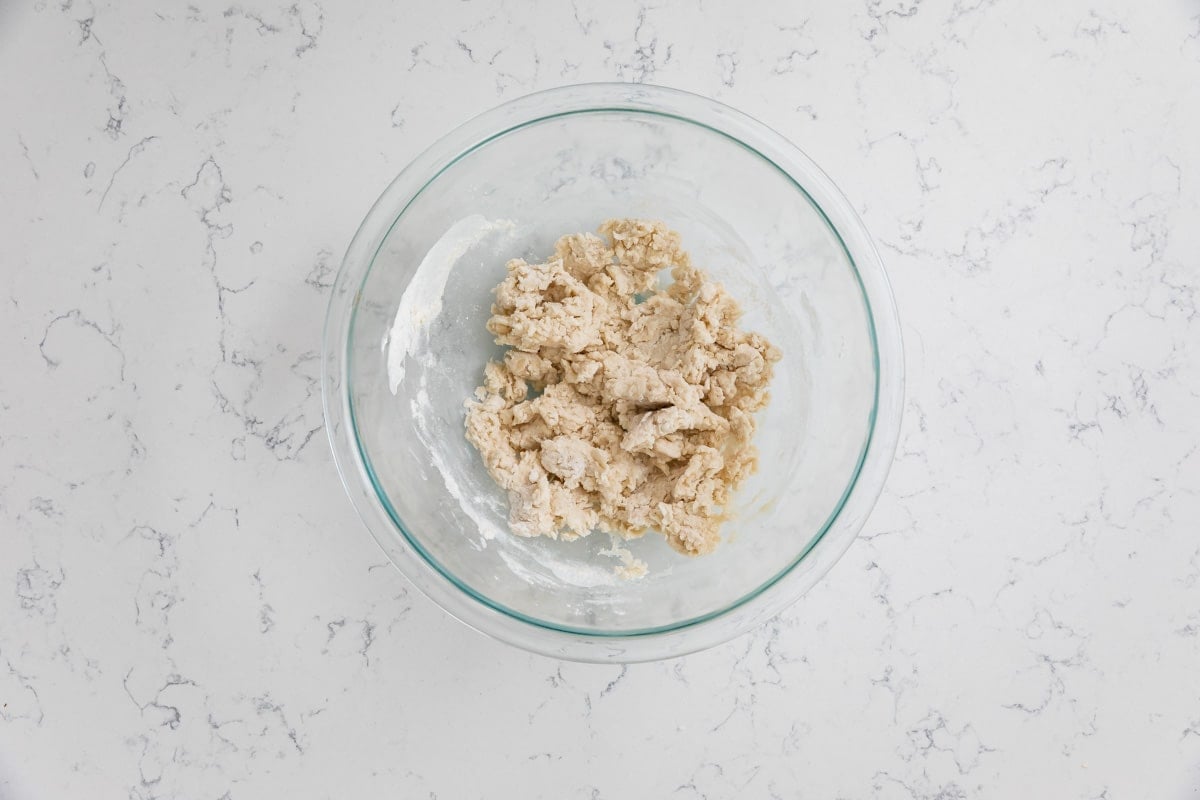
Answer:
[1,0,1198,797]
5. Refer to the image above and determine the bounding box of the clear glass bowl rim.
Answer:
[321,82,904,663]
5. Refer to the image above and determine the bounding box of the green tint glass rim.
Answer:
[346,106,881,638]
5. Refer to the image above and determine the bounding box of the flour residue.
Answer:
[498,545,619,589]
[386,215,516,394]
[385,216,516,541]
[414,387,507,542]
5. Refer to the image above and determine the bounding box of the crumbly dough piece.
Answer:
[465,219,781,557]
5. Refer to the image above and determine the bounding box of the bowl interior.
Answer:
[348,110,877,634]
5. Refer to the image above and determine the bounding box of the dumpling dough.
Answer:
[465,219,781,557]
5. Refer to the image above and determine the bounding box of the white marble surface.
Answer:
[2,0,1199,796]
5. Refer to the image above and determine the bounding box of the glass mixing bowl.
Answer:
[322,84,903,662]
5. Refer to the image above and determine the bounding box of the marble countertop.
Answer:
[2,0,1198,797]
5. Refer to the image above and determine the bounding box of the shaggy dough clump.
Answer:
[465,219,780,556]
